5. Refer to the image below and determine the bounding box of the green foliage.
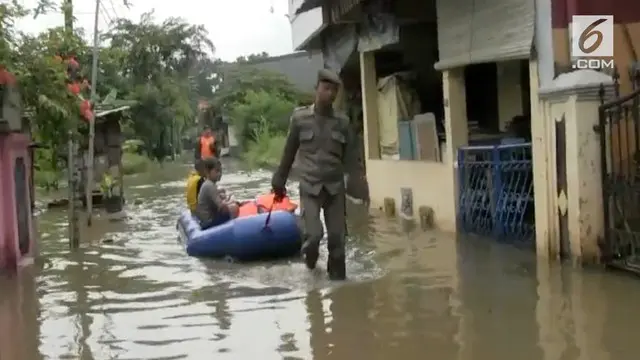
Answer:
[121,152,152,175]
[122,139,145,154]
[2,4,223,183]
[2,3,312,179]
[242,116,287,169]
[229,90,297,147]
[217,65,311,168]
[1,1,87,185]
[99,172,118,198]
[103,12,218,159]
[213,66,312,113]
[33,147,62,190]
[235,52,269,63]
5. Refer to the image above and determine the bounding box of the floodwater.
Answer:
[1,160,640,360]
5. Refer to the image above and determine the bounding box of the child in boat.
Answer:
[185,160,206,213]
[195,157,239,229]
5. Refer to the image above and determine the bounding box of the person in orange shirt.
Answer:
[194,125,220,161]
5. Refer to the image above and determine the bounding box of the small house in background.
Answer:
[0,78,37,271]
[80,104,131,215]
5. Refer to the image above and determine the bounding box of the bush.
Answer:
[229,90,297,147]
[242,115,287,168]
[121,152,152,174]
[33,147,63,191]
[122,139,146,154]
[34,170,62,191]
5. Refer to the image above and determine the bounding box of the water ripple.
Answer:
[3,160,640,360]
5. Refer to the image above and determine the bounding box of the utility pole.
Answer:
[63,0,73,31]
[86,0,100,226]
[63,0,81,249]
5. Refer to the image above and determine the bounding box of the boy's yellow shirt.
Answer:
[185,171,201,212]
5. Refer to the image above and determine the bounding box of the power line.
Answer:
[106,0,121,19]
[99,2,114,24]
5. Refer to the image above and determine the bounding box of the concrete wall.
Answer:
[0,133,35,270]
[535,70,612,262]
[245,52,323,93]
[360,51,460,232]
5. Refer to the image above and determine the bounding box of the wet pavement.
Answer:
[2,159,640,359]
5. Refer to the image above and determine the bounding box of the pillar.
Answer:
[442,68,468,226]
[497,61,524,131]
[538,69,613,263]
[530,59,556,258]
[359,51,380,160]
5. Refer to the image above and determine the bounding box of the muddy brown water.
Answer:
[1,159,640,360]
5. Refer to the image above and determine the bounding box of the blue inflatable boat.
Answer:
[177,210,302,261]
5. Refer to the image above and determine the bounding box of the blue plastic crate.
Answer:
[398,120,416,160]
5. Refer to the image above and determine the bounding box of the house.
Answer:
[0,82,36,271]
[290,0,640,266]
[80,104,131,215]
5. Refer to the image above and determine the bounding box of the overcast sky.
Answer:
[15,0,294,61]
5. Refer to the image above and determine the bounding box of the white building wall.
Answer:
[288,1,326,51]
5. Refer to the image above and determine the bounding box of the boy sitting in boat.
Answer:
[194,157,239,229]
[185,160,206,213]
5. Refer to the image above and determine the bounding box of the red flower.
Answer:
[67,82,81,95]
[67,57,80,69]
[80,100,93,121]
[0,68,16,86]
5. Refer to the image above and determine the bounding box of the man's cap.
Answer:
[317,68,342,86]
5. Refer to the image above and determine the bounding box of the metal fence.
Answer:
[457,143,535,245]
[597,71,640,272]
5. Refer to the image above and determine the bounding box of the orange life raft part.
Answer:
[237,193,297,218]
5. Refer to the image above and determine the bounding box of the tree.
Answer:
[212,60,313,147]
[213,65,311,112]
[1,2,89,178]
[1,3,223,182]
[102,11,219,159]
[235,52,269,63]
[230,90,297,147]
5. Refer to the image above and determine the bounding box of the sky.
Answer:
[15,0,295,61]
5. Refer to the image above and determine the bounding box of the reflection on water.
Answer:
[2,159,640,359]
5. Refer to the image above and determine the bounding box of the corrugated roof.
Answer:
[95,105,131,118]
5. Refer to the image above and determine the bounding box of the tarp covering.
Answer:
[357,0,399,52]
[377,72,421,158]
[322,25,357,72]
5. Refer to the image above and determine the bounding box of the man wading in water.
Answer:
[271,69,356,280]
[194,125,219,162]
